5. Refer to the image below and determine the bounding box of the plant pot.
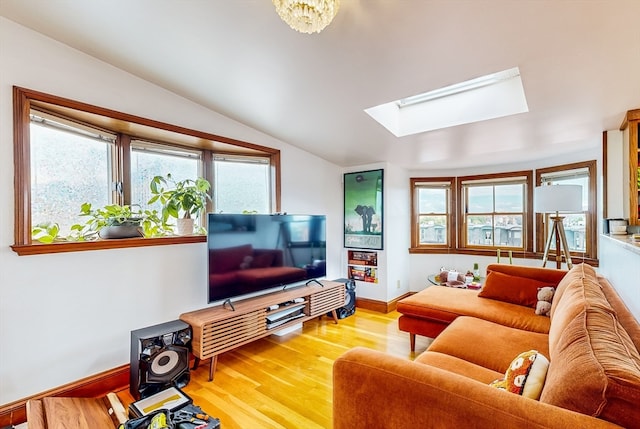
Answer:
[99,221,143,239]
[176,218,195,235]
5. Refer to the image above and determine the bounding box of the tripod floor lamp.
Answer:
[534,184,583,269]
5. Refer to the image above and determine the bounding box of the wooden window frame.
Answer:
[457,171,534,256]
[535,160,598,264]
[12,86,281,256]
[409,164,598,264]
[410,177,456,253]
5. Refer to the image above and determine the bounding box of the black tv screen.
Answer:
[207,213,327,303]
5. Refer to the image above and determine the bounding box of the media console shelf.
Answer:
[180,280,346,381]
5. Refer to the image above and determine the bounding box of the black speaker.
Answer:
[330,278,356,319]
[130,320,192,400]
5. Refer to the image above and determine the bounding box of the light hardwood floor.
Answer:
[179,309,433,429]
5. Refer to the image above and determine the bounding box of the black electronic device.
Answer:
[329,278,356,319]
[130,320,192,400]
[207,213,327,304]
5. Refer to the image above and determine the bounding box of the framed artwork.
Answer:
[344,169,384,250]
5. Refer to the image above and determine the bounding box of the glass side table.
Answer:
[427,273,483,289]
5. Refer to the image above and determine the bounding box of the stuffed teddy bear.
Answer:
[535,286,555,316]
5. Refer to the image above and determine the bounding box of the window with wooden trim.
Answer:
[458,172,533,252]
[410,177,455,250]
[213,155,272,214]
[410,164,598,262]
[535,161,597,262]
[30,110,117,237]
[12,86,281,256]
[130,140,203,224]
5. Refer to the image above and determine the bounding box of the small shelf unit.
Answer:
[347,250,379,283]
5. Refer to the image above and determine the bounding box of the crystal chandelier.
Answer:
[273,0,340,34]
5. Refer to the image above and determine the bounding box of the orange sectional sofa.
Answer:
[333,264,640,428]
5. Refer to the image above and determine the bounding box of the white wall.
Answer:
[598,236,640,318]
[340,162,411,304]
[382,163,411,300]
[0,17,342,404]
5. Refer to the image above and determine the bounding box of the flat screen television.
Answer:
[207,213,327,304]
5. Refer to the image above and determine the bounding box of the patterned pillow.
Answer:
[490,350,549,399]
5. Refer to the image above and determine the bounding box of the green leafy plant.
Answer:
[32,222,62,243]
[148,174,212,225]
[68,203,168,241]
[31,203,170,243]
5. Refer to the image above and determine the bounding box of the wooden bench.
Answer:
[27,393,127,429]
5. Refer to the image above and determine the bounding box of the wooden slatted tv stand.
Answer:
[180,280,345,381]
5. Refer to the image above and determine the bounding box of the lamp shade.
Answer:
[534,185,582,213]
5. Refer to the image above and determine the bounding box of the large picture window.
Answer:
[459,172,531,251]
[12,86,281,255]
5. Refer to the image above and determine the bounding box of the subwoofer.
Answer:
[330,278,356,319]
[130,319,192,400]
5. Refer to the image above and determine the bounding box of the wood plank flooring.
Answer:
[179,309,432,429]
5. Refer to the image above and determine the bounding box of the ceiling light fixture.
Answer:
[273,0,340,34]
[397,67,522,108]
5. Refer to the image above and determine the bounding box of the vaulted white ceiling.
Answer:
[1,0,639,170]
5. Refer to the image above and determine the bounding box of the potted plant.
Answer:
[70,203,167,240]
[148,174,212,235]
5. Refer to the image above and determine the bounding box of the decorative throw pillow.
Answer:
[478,271,552,308]
[489,350,550,400]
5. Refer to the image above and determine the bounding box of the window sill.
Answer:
[11,235,206,256]
[408,247,599,266]
[409,247,533,256]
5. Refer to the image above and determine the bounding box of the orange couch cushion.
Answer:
[541,264,640,429]
[485,263,568,285]
[478,270,555,308]
[415,351,503,384]
[427,316,549,374]
[397,286,551,333]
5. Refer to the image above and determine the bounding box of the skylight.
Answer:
[364,67,529,137]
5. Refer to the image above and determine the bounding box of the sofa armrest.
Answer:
[333,347,622,429]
